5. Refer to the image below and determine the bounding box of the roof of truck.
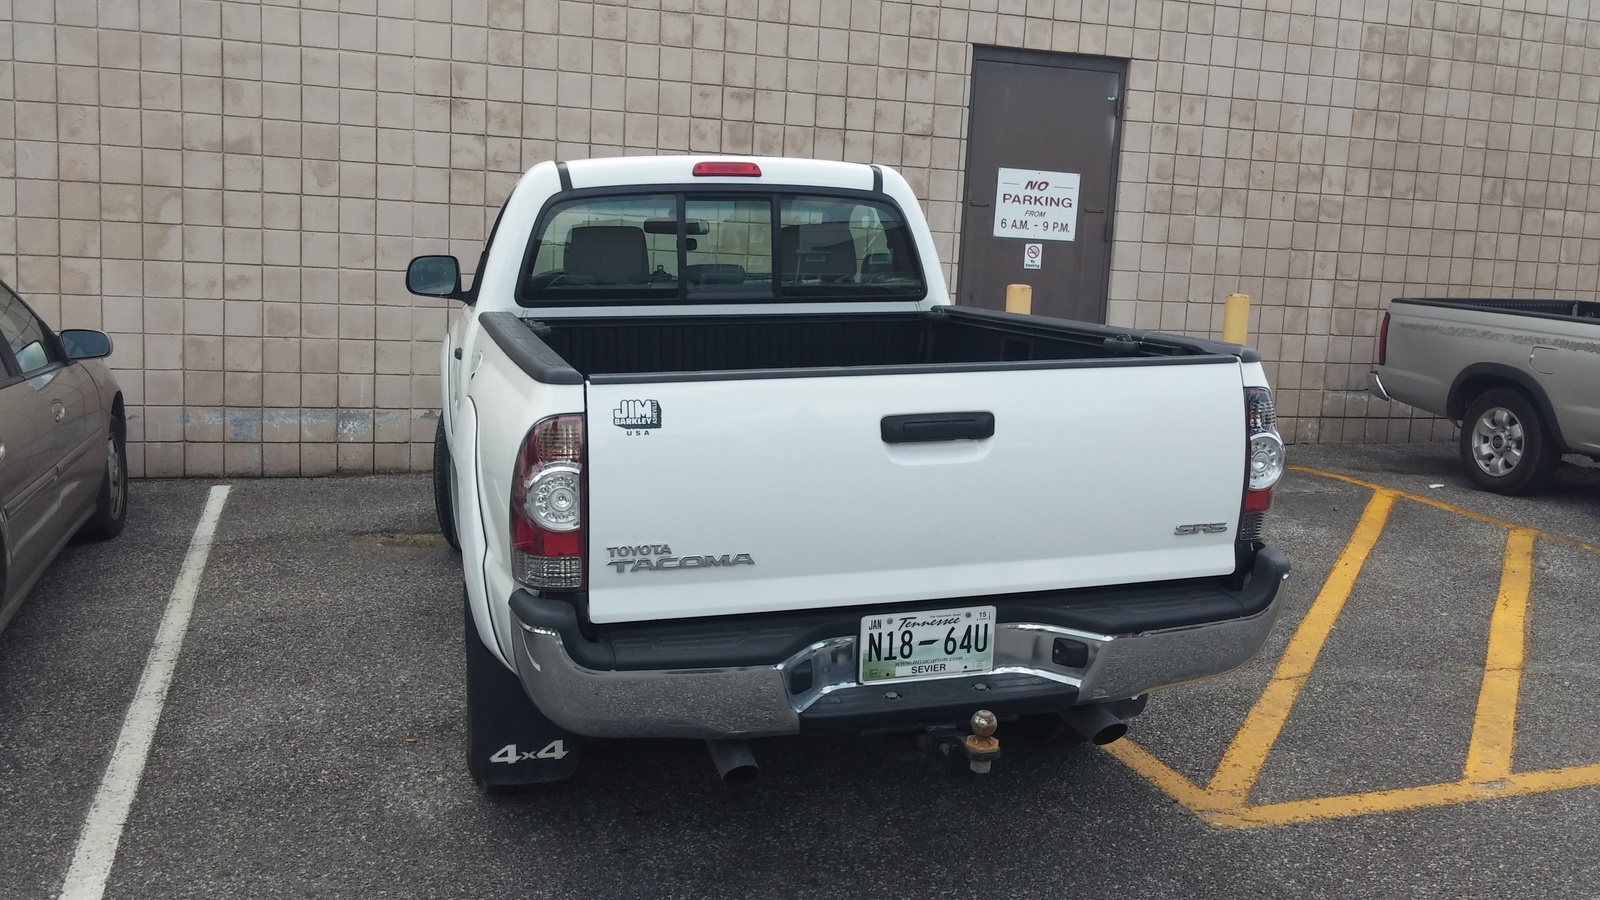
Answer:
[551,155,883,193]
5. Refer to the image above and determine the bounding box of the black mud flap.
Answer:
[464,594,583,789]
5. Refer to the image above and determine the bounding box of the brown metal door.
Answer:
[958,48,1126,323]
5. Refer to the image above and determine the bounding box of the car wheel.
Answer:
[434,416,461,551]
[1460,387,1559,495]
[79,422,128,541]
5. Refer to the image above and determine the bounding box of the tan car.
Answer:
[0,278,127,633]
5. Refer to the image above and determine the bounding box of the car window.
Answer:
[520,192,926,305]
[683,197,773,301]
[525,194,680,302]
[0,284,60,377]
[778,196,923,299]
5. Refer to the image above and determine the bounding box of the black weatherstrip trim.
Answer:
[479,312,584,384]
[585,353,1234,386]
[1393,297,1600,325]
[870,164,883,193]
[555,161,572,191]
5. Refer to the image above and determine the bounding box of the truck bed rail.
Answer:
[1396,297,1600,322]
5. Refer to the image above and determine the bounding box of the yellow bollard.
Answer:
[1222,292,1250,344]
[1006,283,1033,316]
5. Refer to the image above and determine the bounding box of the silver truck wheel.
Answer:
[1469,405,1524,477]
[1459,387,1558,495]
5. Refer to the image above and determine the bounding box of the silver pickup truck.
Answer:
[1370,297,1600,494]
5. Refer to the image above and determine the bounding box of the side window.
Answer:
[525,195,679,302]
[777,197,924,298]
[0,285,59,377]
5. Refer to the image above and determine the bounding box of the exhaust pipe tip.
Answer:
[720,761,760,786]
[1089,720,1128,745]
[1062,704,1128,745]
[706,739,759,786]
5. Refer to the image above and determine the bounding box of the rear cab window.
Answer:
[519,190,925,306]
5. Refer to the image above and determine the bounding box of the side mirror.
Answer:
[60,329,113,360]
[406,255,466,300]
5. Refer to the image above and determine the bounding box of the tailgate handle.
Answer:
[881,412,995,443]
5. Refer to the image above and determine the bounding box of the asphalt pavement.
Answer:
[1,442,1597,899]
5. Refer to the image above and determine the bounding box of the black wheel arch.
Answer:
[1447,364,1568,452]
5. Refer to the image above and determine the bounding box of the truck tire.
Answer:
[433,416,461,551]
[79,421,128,541]
[463,589,582,791]
[1460,388,1559,495]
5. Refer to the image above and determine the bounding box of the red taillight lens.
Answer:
[1376,311,1390,366]
[1240,386,1284,541]
[511,415,584,590]
[692,161,762,177]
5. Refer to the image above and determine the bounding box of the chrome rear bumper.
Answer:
[1369,369,1393,402]
[510,569,1290,739]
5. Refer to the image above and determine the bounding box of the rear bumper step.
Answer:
[507,546,1291,739]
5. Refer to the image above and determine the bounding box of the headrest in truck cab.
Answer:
[566,225,649,284]
[781,223,858,283]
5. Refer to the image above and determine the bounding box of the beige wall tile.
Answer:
[300,442,336,476]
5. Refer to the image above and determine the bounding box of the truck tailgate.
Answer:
[584,361,1246,624]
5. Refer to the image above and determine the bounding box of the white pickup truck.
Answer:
[407,156,1291,790]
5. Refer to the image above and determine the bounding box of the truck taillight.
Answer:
[1240,386,1285,541]
[1376,311,1390,366]
[511,415,584,590]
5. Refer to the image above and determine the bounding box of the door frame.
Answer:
[959,45,1128,323]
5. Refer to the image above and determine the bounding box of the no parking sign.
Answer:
[993,167,1081,241]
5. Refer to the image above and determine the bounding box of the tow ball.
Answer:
[963,709,1001,774]
[919,709,1002,774]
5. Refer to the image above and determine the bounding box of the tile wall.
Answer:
[3,0,1595,473]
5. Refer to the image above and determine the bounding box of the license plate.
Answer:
[858,605,996,684]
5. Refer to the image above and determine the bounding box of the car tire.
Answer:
[79,422,128,541]
[1460,387,1559,495]
[434,416,461,551]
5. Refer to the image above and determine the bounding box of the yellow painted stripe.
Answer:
[1503,760,1600,792]
[1204,489,1398,807]
[1100,467,1600,829]
[1101,739,1214,810]
[1207,780,1498,829]
[1464,529,1536,783]
[1206,761,1600,829]
[1290,466,1600,555]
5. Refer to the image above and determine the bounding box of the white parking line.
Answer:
[57,485,232,900]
